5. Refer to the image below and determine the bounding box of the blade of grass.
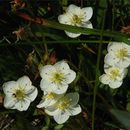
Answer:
[91,6,106,130]
[16,13,130,45]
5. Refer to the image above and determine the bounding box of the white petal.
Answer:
[69,104,81,115]
[81,21,93,29]
[40,79,56,92]
[107,42,120,52]
[13,98,31,111]
[64,70,76,84]
[65,92,79,106]
[81,7,93,21]
[117,60,130,68]
[109,80,122,89]
[99,74,110,84]
[3,81,18,96]
[4,96,17,109]
[58,14,71,25]
[66,4,80,14]
[37,99,52,108]
[26,86,38,101]
[40,65,56,80]
[53,84,68,94]
[45,106,60,116]
[17,76,32,91]
[65,31,81,38]
[104,53,118,66]
[54,61,70,74]
[54,112,70,124]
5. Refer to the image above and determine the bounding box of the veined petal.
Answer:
[45,106,60,116]
[13,98,31,111]
[54,61,71,74]
[64,70,76,84]
[37,99,55,108]
[109,80,123,89]
[40,79,56,92]
[54,112,70,124]
[99,74,110,84]
[53,84,68,94]
[3,81,18,96]
[26,86,38,101]
[65,31,81,38]
[66,4,80,14]
[17,76,32,91]
[104,53,118,66]
[81,7,93,21]
[66,92,79,106]
[69,104,81,115]
[40,65,56,80]
[58,13,71,25]
[4,96,17,109]
[81,21,93,29]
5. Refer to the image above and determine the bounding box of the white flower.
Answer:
[40,60,76,94]
[99,65,127,88]
[58,4,93,38]
[3,76,38,111]
[37,91,64,108]
[104,42,130,68]
[45,92,81,124]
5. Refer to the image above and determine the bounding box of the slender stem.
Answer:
[91,9,106,130]
[0,40,110,46]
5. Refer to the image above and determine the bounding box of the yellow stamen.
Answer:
[116,48,128,60]
[108,68,120,80]
[51,72,64,84]
[13,88,26,100]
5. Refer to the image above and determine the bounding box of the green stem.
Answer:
[0,40,110,46]
[91,9,106,130]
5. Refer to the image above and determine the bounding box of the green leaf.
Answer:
[110,109,130,130]
[54,124,64,130]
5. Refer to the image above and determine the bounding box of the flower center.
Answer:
[71,15,82,25]
[116,48,128,60]
[51,72,64,84]
[44,92,57,99]
[57,98,71,110]
[13,89,26,100]
[108,68,120,80]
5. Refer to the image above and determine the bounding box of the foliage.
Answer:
[0,0,130,130]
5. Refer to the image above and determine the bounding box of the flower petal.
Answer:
[40,79,56,92]
[4,96,17,109]
[53,84,68,94]
[40,65,56,80]
[3,81,18,96]
[64,70,76,84]
[65,31,81,38]
[13,98,31,111]
[104,53,118,66]
[66,4,80,14]
[17,76,32,91]
[37,99,54,108]
[66,92,79,106]
[109,80,123,89]
[54,112,70,124]
[81,7,93,21]
[81,21,93,29]
[69,104,81,115]
[26,86,38,101]
[45,106,60,116]
[99,74,110,84]
[58,13,71,25]
[54,61,70,74]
